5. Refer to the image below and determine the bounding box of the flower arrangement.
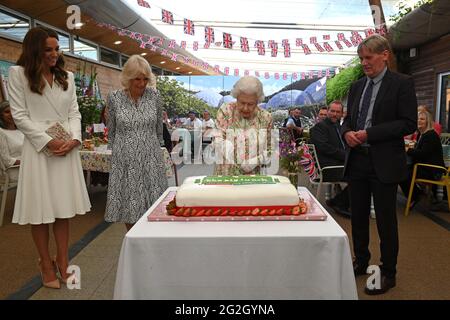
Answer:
[279,140,304,173]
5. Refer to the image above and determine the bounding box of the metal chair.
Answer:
[404,163,450,216]
[305,144,345,199]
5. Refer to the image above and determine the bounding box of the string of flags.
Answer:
[95,20,338,80]
[135,0,386,57]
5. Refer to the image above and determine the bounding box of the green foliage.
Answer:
[389,0,434,23]
[326,61,364,104]
[156,76,218,118]
[78,96,103,131]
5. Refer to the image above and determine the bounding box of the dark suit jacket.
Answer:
[310,118,346,167]
[407,130,445,179]
[341,69,418,183]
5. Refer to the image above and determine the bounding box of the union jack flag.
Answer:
[268,40,275,48]
[310,36,317,44]
[295,38,303,46]
[171,53,177,61]
[364,28,375,38]
[184,18,195,35]
[274,73,280,80]
[284,44,291,58]
[244,70,250,76]
[255,40,265,56]
[337,33,345,41]
[318,70,323,78]
[271,42,278,57]
[350,37,359,47]
[282,73,288,80]
[334,41,343,50]
[264,72,270,79]
[326,69,331,78]
[205,26,214,43]
[255,71,260,77]
[214,65,220,73]
[342,39,352,48]
[161,9,173,24]
[204,42,210,49]
[323,42,334,52]
[302,44,311,55]
[282,39,289,46]
[223,33,233,49]
[156,37,164,46]
[137,0,150,8]
[193,41,198,51]
[292,72,297,80]
[234,69,239,76]
[180,41,186,49]
[301,72,305,80]
[309,71,314,79]
[240,37,249,52]
[224,67,230,75]
[323,34,330,40]
[314,43,324,52]
[168,40,176,48]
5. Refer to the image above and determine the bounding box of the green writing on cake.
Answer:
[200,176,278,185]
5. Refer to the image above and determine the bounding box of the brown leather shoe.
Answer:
[364,275,396,295]
[352,261,368,276]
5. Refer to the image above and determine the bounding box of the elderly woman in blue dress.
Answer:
[105,55,168,231]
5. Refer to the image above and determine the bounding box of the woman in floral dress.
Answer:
[214,76,273,175]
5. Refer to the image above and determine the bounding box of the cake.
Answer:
[166,175,307,217]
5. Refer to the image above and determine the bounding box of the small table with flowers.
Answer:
[79,145,176,187]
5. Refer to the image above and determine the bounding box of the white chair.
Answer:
[305,144,346,199]
[0,163,19,226]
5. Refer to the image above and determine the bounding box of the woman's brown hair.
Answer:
[17,27,68,95]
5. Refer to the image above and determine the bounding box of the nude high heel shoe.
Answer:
[38,259,60,289]
[54,258,79,285]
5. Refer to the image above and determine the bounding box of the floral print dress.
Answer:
[213,102,273,176]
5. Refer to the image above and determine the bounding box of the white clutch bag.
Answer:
[42,122,72,156]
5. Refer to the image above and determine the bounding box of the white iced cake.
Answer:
[166,175,307,217]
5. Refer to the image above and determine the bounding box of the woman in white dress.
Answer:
[0,100,24,180]
[8,27,91,289]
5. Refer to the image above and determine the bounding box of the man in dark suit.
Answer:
[342,34,417,295]
[310,100,350,216]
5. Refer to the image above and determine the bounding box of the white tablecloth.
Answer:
[114,187,358,300]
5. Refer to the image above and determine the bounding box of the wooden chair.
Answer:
[439,133,450,145]
[0,164,19,226]
[404,163,450,216]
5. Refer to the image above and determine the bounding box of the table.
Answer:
[79,147,176,186]
[113,187,358,300]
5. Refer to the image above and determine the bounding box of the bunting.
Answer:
[137,0,150,8]
[255,40,265,56]
[240,37,249,52]
[184,18,195,35]
[223,33,233,49]
[161,9,174,24]
[205,26,215,43]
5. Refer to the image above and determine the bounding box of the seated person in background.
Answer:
[286,107,303,145]
[282,108,294,127]
[162,111,173,152]
[201,110,215,144]
[400,110,445,207]
[316,106,328,123]
[407,105,442,141]
[310,100,350,216]
[0,100,24,180]
[184,111,202,160]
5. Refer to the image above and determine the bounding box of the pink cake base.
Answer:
[147,190,327,222]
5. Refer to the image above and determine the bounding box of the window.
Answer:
[100,47,120,66]
[152,66,163,75]
[121,55,129,67]
[437,72,450,132]
[73,38,98,61]
[0,10,29,40]
[36,23,70,53]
